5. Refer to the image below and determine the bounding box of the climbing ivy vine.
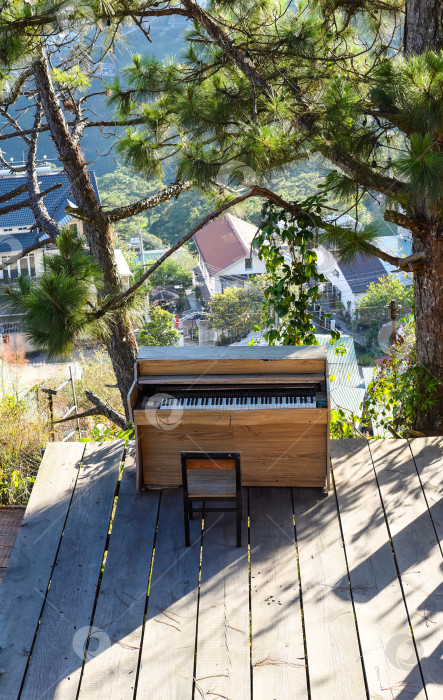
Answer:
[253,197,340,346]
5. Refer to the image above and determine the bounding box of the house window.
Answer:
[245,257,253,270]
[9,260,19,281]
[1,257,10,281]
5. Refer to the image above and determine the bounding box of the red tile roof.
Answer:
[193,214,258,274]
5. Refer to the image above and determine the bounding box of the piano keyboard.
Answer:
[143,389,318,411]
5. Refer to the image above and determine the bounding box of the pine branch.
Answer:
[53,390,129,430]
[180,0,272,96]
[0,183,28,204]
[385,209,428,237]
[178,0,406,199]
[25,99,60,240]
[2,68,33,109]
[322,145,405,197]
[93,181,427,319]
[84,390,128,430]
[0,117,161,144]
[106,181,193,222]
[364,245,426,272]
[93,187,262,319]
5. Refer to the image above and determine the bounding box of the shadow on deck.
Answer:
[0,437,441,700]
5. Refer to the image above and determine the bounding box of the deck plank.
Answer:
[293,486,367,700]
[0,506,25,584]
[408,437,443,545]
[249,487,308,700]
[136,488,201,700]
[78,448,159,700]
[194,493,250,700]
[20,441,125,700]
[369,439,443,700]
[332,439,426,699]
[0,442,85,700]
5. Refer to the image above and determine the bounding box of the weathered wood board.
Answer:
[20,441,124,700]
[194,493,250,700]
[1,438,439,700]
[369,439,443,700]
[249,487,308,700]
[332,439,426,699]
[293,486,366,700]
[408,436,443,546]
[0,442,86,700]
[78,449,159,700]
[136,488,201,699]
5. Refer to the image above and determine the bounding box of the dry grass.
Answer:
[0,347,125,504]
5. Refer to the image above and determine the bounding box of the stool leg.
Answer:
[184,500,191,547]
[236,498,242,547]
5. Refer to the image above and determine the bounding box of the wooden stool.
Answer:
[181,451,242,547]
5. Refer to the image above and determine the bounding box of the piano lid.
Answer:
[136,346,327,361]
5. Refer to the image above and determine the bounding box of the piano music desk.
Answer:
[129,346,331,490]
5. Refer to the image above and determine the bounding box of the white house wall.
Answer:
[219,256,266,278]
[215,256,266,292]
[199,254,266,296]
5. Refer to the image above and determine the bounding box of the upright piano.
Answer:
[128,346,330,490]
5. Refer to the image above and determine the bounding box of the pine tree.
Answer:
[2,1,443,430]
[107,0,443,432]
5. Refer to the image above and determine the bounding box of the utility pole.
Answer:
[138,227,145,268]
[138,228,149,321]
[390,299,397,345]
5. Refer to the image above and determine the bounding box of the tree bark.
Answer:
[412,232,443,433]
[33,53,138,417]
[405,0,443,54]
[403,0,443,431]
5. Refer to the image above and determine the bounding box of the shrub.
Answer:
[138,305,180,346]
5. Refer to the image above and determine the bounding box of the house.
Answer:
[0,167,99,283]
[327,251,388,309]
[193,213,266,300]
[314,215,412,311]
[0,167,130,283]
[0,167,131,349]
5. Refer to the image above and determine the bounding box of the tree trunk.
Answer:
[403,0,443,432]
[405,0,443,54]
[412,232,443,433]
[33,54,138,418]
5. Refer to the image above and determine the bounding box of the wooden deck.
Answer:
[0,437,441,700]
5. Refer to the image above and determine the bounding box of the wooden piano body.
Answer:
[128,346,331,490]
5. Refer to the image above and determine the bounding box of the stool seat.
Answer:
[187,469,236,497]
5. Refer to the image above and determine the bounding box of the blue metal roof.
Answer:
[330,386,366,418]
[316,334,366,418]
[315,334,363,388]
[0,170,99,229]
[0,231,44,254]
[337,253,387,295]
